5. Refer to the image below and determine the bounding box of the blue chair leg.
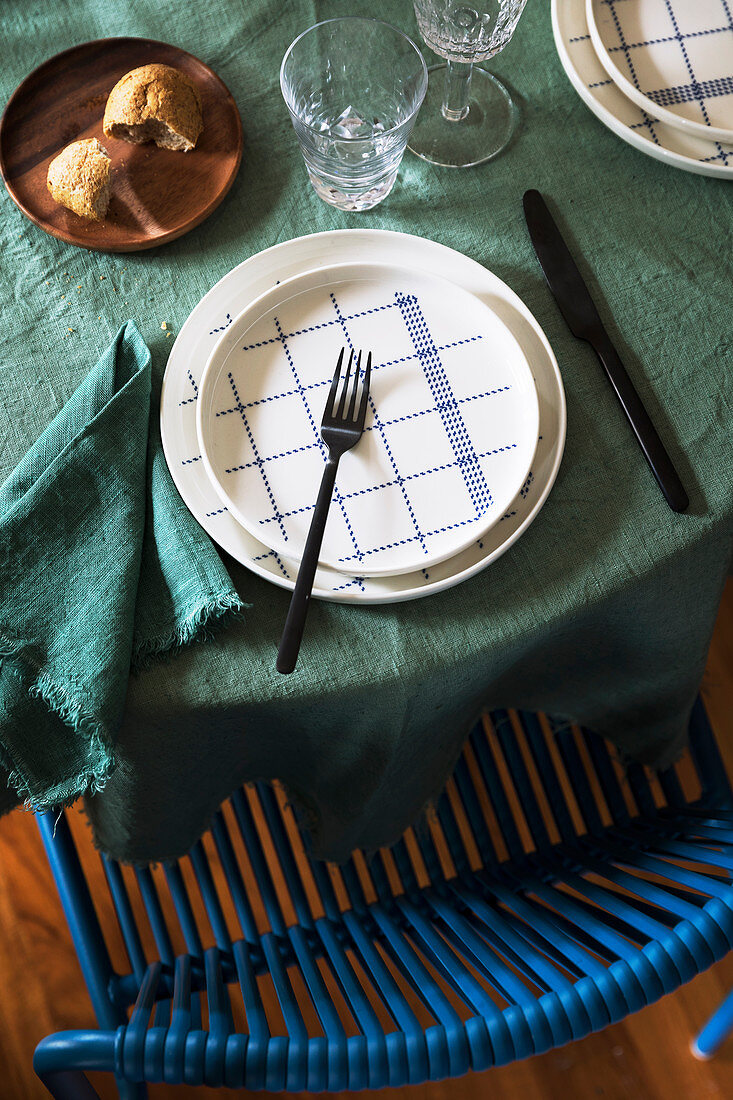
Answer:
[35,814,148,1098]
[36,1067,146,1100]
[692,987,733,1060]
[35,1069,101,1100]
[35,813,122,1032]
[34,1031,148,1100]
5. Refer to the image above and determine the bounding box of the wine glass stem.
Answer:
[441,60,473,122]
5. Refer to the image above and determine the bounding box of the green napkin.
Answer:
[0,321,244,809]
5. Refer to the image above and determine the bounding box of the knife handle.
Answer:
[591,331,689,513]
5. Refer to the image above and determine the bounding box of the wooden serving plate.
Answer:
[0,38,243,252]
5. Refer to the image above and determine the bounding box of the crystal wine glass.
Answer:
[409,0,529,167]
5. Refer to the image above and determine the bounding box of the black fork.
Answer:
[276,347,372,674]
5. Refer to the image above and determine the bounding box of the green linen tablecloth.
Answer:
[0,0,731,862]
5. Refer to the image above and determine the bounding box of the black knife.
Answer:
[523,189,688,513]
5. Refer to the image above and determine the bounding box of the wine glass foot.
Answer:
[408,64,518,167]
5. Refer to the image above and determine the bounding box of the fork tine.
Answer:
[347,350,362,419]
[335,348,353,417]
[326,347,345,416]
[355,351,371,428]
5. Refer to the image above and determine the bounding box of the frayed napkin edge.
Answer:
[0,633,115,813]
[131,591,249,673]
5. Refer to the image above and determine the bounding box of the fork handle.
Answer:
[276,456,339,674]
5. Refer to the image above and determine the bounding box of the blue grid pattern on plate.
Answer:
[219,383,510,478]
[209,312,233,336]
[227,370,289,543]
[601,0,733,156]
[215,288,520,570]
[178,370,198,407]
[274,312,366,565]
[571,19,733,166]
[214,336,485,421]
[646,73,733,107]
[394,291,492,516]
[330,290,429,560]
[255,443,518,530]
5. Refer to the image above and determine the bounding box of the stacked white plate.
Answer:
[160,230,567,605]
[552,0,733,178]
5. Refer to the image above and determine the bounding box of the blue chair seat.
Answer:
[33,700,733,1098]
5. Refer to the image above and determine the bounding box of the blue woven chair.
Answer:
[33,699,733,1099]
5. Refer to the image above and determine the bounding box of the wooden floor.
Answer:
[1,580,732,1100]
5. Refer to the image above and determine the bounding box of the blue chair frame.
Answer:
[693,987,733,1059]
[33,700,733,1098]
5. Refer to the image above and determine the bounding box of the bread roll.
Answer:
[103,63,203,152]
[46,138,111,220]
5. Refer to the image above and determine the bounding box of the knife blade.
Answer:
[523,188,689,514]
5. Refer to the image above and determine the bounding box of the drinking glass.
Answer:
[280,18,428,211]
[409,1,529,167]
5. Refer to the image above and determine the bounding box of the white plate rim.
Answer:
[160,228,567,605]
[551,0,733,180]
[195,259,541,578]
[585,0,733,144]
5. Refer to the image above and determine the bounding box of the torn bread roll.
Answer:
[103,63,203,152]
[46,138,111,220]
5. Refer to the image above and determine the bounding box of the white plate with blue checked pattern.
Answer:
[553,0,733,177]
[587,0,733,143]
[196,262,540,578]
[160,229,566,603]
